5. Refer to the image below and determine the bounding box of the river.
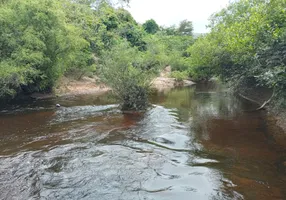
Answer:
[0,83,285,200]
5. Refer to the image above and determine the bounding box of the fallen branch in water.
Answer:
[255,91,274,110]
[238,91,274,111]
[238,93,261,105]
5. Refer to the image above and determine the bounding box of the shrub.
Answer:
[98,42,154,111]
[171,71,188,81]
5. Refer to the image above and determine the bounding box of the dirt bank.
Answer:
[54,76,111,97]
[151,66,195,91]
[151,77,195,91]
[55,66,195,96]
[55,76,195,96]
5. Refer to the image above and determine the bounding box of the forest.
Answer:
[0,0,285,111]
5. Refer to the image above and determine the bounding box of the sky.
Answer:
[126,0,229,33]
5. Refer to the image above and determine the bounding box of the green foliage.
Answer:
[143,19,160,34]
[0,61,29,97]
[161,20,194,37]
[0,0,197,108]
[118,23,147,50]
[99,42,154,111]
[0,0,90,96]
[187,34,224,80]
[178,19,193,36]
[146,21,195,79]
[171,71,188,81]
[189,0,286,109]
[96,4,147,51]
[143,33,194,73]
[0,0,144,99]
[161,25,178,36]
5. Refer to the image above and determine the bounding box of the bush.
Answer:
[187,0,286,109]
[98,42,155,111]
[171,71,188,81]
[0,0,90,97]
[142,19,160,34]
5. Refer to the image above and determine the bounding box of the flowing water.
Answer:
[0,84,286,200]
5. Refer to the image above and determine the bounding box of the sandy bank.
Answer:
[151,77,195,92]
[55,69,195,97]
[54,76,111,97]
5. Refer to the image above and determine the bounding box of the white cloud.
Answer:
[126,0,229,33]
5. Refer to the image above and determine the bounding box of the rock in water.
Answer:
[56,104,61,107]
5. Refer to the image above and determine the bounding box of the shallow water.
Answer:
[0,84,285,200]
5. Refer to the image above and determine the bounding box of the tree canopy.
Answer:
[188,0,286,109]
[178,20,193,36]
[0,0,195,110]
[0,0,142,98]
[142,19,160,34]
[0,0,90,95]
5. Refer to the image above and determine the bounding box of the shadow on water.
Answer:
[0,83,285,200]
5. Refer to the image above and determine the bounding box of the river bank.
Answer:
[53,67,195,97]
[52,76,192,97]
[54,76,111,97]
[28,75,286,135]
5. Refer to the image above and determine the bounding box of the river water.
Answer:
[0,84,285,200]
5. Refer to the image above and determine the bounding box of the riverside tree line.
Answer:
[0,0,285,111]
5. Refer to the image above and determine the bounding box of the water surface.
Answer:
[0,84,285,200]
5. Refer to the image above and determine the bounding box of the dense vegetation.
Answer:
[0,0,193,110]
[1,0,285,111]
[0,0,93,96]
[188,0,286,109]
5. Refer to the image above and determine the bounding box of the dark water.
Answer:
[0,84,286,200]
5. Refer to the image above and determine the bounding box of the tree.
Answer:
[0,0,90,96]
[161,25,177,36]
[142,19,160,34]
[178,20,193,36]
[99,42,154,111]
[188,0,286,109]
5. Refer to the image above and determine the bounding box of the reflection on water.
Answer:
[0,83,285,200]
